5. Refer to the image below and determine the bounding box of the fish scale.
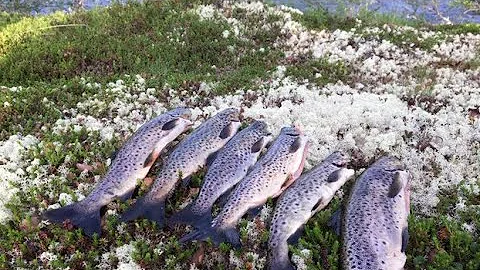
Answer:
[180,126,309,248]
[120,108,242,228]
[168,120,272,229]
[268,151,355,270]
[43,107,193,237]
[343,156,410,270]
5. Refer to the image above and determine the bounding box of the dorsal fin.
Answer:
[162,119,178,130]
[220,123,233,139]
[388,172,403,198]
[326,169,342,183]
[289,137,301,153]
[401,227,409,253]
[143,151,155,168]
[311,198,325,213]
[206,151,218,167]
[251,137,264,153]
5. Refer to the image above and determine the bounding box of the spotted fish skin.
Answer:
[268,151,354,270]
[343,156,410,270]
[43,108,193,237]
[168,120,272,229]
[180,126,309,247]
[120,108,242,227]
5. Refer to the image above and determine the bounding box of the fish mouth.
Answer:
[282,125,302,137]
[332,160,348,168]
[179,111,192,120]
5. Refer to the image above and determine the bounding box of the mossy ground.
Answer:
[0,1,479,269]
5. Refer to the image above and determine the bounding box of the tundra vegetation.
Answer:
[0,0,479,269]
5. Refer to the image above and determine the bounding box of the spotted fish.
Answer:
[268,151,355,270]
[43,108,193,236]
[181,126,309,248]
[167,120,272,229]
[120,108,241,227]
[333,156,411,270]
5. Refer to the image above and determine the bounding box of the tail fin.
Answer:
[120,197,166,228]
[180,224,241,248]
[43,203,101,237]
[167,203,212,229]
[268,243,295,270]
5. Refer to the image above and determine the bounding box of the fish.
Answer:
[180,126,309,248]
[167,120,273,229]
[43,107,193,237]
[267,151,355,270]
[120,107,242,227]
[332,156,411,270]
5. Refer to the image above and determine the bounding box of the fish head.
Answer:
[375,156,411,213]
[326,150,350,167]
[375,156,406,172]
[162,107,193,132]
[275,126,309,178]
[168,107,192,121]
[213,108,242,139]
[323,151,355,189]
[217,107,241,123]
[249,120,274,146]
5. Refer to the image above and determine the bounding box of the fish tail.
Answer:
[180,224,241,248]
[167,203,212,229]
[268,243,295,270]
[43,202,101,237]
[120,197,166,228]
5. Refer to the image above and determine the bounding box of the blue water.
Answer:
[34,0,480,24]
[272,0,480,24]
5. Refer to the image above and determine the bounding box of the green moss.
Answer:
[0,1,284,94]
[286,57,351,86]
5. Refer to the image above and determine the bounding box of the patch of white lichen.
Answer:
[1,1,479,269]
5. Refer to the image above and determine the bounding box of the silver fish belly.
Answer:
[180,126,309,247]
[268,151,355,270]
[168,120,272,229]
[120,108,242,227]
[43,107,193,236]
[343,156,411,270]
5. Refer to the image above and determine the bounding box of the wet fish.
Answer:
[181,126,309,248]
[120,108,242,227]
[333,156,411,270]
[43,107,193,237]
[167,120,273,229]
[268,151,355,270]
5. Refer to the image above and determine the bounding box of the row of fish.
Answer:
[43,107,411,270]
